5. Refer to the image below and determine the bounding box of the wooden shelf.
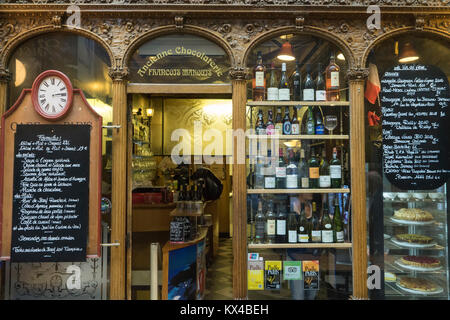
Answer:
[247,188,350,194]
[247,134,349,140]
[247,101,349,107]
[248,242,352,249]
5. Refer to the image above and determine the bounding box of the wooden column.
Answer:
[348,68,369,300]
[230,68,248,299]
[108,67,129,300]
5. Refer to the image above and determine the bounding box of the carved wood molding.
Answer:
[108,66,129,82]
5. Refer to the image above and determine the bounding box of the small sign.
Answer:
[248,253,259,261]
[303,260,319,290]
[248,259,264,291]
[264,260,281,290]
[283,261,302,281]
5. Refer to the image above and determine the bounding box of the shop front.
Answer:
[0,1,449,301]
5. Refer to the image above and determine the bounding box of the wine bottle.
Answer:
[292,63,302,101]
[321,202,333,243]
[330,147,342,188]
[287,207,298,243]
[298,202,309,243]
[278,62,290,101]
[255,109,266,135]
[303,64,315,101]
[254,157,265,189]
[286,148,298,189]
[314,107,325,135]
[255,198,266,243]
[315,63,326,101]
[274,107,283,135]
[291,106,300,135]
[298,148,309,189]
[266,110,275,135]
[326,52,340,101]
[267,62,279,101]
[333,197,344,243]
[266,200,276,244]
[275,148,286,189]
[276,203,287,243]
[308,148,320,188]
[305,106,315,135]
[282,106,292,135]
[264,149,276,189]
[311,201,322,243]
[253,51,266,101]
[319,148,331,188]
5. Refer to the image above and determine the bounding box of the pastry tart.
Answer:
[394,234,433,244]
[400,256,441,269]
[398,277,439,292]
[393,208,433,222]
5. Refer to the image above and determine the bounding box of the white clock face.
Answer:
[37,76,69,116]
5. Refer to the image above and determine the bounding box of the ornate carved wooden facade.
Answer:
[0,1,449,300]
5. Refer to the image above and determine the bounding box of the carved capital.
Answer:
[295,16,305,31]
[415,15,426,31]
[175,16,184,29]
[229,67,249,81]
[108,67,129,82]
[0,68,12,83]
[52,15,62,29]
[347,67,369,82]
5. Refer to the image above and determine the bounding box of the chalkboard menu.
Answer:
[381,64,450,190]
[10,125,90,262]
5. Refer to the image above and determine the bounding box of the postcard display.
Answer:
[380,64,450,298]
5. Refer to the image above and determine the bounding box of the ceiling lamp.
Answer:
[337,53,346,61]
[398,42,419,63]
[277,41,295,61]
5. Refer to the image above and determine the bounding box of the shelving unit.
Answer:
[247,101,350,107]
[248,188,350,194]
[248,242,352,249]
[247,134,349,140]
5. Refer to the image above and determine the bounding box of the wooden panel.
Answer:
[110,80,128,300]
[126,98,133,300]
[231,79,247,299]
[127,83,232,94]
[0,90,102,260]
[0,82,7,115]
[132,206,173,232]
[349,80,368,299]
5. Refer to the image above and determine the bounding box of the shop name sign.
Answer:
[137,46,224,79]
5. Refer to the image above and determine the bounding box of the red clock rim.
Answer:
[31,70,74,121]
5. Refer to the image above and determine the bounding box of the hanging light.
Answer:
[398,42,419,63]
[337,53,346,61]
[277,41,295,61]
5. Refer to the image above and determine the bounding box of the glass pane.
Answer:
[366,35,450,300]
[128,34,231,84]
[245,34,352,300]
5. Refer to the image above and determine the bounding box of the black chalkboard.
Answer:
[10,125,90,262]
[381,64,450,190]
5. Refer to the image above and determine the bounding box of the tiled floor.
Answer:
[204,237,233,300]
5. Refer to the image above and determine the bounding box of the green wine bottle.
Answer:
[333,197,344,243]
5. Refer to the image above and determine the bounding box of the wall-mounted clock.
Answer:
[31,70,73,120]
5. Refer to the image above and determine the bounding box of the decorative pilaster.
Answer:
[230,66,249,300]
[108,66,129,300]
[0,67,12,115]
[347,67,369,300]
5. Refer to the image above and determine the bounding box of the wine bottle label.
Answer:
[257,128,266,135]
[311,230,322,242]
[278,88,290,101]
[255,72,264,87]
[255,222,265,238]
[291,123,300,134]
[316,90,326,101]
[288,230,297,243]
[330,165,342,178]
[299,234,309,243]
[286,175,298,188]
[264,177,276,189]
[315,124,325,135]
[303,89,315,101]
[276,220,286,235]
[306,122,315,135]
[336,231,344,242]
[322,230,333,243]
[301,177,309,188]
[267,220,276,235]
[283,122,291,135]
[274,123,283,135]
[266,124,275,135]
[309,167,319,179]
[331,72,339,88]
[267,87,279,101]
[275,167,286,178]
[319,175,331,188]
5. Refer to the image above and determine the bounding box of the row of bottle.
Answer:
[251,147,342,189]
[250,197,346,244]
[252,52,341,102]
[175,180,205,202]
[254,106,333,136]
